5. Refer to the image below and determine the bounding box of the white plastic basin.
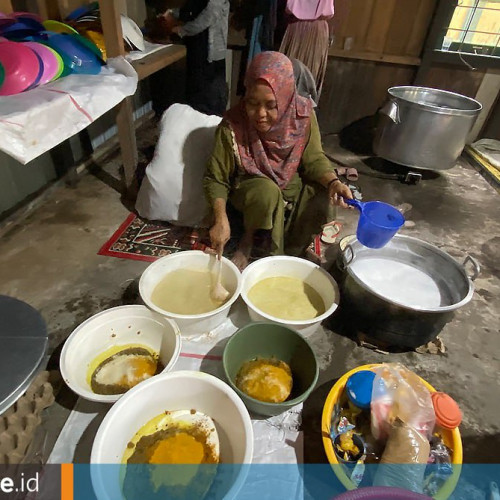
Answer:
[60,305,181,403]
[139,250,242,335]
[241,256,340,337]
[90,371,253,500]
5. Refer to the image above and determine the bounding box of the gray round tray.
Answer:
[0,296,48,415]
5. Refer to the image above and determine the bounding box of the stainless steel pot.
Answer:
[340,235,480,349]
[374,86,482,171]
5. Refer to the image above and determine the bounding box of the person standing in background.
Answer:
[168,0,230,116]
[232,0,278,96]
[279,0,334,98]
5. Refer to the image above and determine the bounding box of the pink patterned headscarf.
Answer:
[225,51,313,190]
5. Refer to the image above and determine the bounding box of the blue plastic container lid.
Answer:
[346,370,376,410]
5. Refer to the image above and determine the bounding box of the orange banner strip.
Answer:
[61,464,74,500]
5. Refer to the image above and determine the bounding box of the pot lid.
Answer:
[431,392,462,429]
[0,296,48,414]
[343,235,473,312]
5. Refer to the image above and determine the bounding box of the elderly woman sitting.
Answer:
[203,51,352,270]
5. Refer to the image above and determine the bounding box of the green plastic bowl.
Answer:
[223,322,319,417]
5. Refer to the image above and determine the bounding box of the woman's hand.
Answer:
[328,179,354,209]
[209,217,231,256]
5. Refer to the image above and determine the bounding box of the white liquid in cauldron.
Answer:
[350,258,442,309]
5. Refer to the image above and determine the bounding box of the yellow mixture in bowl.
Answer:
[248,277,325,321]
[122,410,219,499]
[236,358,293,403]
[152,268,230,315]
[88,345,162,395]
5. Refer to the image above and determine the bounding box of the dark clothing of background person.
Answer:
[179,0,228,116]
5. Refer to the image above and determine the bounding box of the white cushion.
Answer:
[135,103,222,226]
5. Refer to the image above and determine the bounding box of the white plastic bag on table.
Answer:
[370,363,435,442]
[135,103,222,227]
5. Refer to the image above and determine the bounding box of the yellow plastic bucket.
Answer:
[321,364,462,500]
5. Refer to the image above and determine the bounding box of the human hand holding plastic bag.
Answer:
[371,363,435,443]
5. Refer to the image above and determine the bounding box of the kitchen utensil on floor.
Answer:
[91,371,253,500]
[241,255,340,337]
[322,364,462,498]
[346,198,405,249]
[60,305,182,403]
[211,254,231,303]
[374,86,482,171]
[223,322,318,416]
[139,251,242,335]
[340,235,480,348]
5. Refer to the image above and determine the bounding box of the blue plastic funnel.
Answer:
[346,199,405,249]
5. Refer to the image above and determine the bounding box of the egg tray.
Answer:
[0,371,55,465]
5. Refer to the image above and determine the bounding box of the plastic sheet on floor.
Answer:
[48,301,311,466]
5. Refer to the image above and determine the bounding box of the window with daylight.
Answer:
[439,0,500,57]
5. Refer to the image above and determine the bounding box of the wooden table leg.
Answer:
[99,0,139,197]
[116,97,139,197]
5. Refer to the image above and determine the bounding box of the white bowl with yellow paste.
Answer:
[90,371,253,500]
[139,250,242,336]
[241,256,340,337]
[60,305,181,403]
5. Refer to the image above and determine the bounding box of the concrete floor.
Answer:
[0,122,498,466]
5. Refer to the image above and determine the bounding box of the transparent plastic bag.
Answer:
[374,418,430,493]
[371,364,435,442]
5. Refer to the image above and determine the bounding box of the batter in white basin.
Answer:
[350,258,443,309]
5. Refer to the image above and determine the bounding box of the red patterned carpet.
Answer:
[98,213,213,262]
[98,213,274,262]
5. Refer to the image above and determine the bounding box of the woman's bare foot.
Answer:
[231,249,250,271]
[231,229,254,271]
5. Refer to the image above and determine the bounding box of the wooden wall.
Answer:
[318,0,438,134]
[318,60,416,134]
[482,92,500,140]
[329,0,437,60]
[318,0,499,136]
[418,64,487,98]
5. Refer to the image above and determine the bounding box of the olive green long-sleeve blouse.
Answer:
[203,111,334,206]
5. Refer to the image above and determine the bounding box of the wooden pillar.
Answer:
[99,0,126,58]
[116,98,139,194]
[99,0,138,196]
[467,69,500,143]
[36,0,61,20]
[0,0,13,13]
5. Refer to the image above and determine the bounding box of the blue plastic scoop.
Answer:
[346,199,405,249]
